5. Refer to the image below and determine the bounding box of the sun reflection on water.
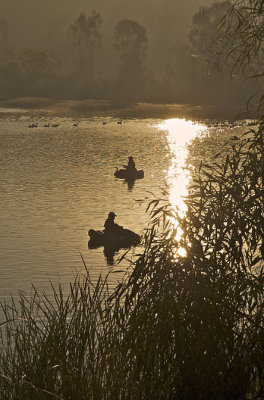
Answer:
[156,118,207,254]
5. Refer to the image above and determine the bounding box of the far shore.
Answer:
[0,97,257,121]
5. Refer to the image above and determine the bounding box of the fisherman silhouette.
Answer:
[126,156,136,172]
[104,212,123,233]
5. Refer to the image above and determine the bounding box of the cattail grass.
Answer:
[1,125,264,399]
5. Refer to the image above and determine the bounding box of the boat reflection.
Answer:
[125,177,136,191]
[115,173,143,191]
[115,176,136,191]
[103,246,120,266]
[88,241,134,266]
[156,118,207,253]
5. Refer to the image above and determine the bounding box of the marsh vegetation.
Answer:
[1,123,264,399]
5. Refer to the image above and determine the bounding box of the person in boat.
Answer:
[104,212,123,233]
[125,156,136,172]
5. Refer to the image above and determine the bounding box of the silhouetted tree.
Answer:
[111,19,148,103]
[19,48,61,79]
[206,0,264,113]
[0,20,9,49]
[71,10,102,79]
[113,19,147,74]
[0,47,63,97]
[185,1,261,108]
[167,45,193,81]
[189,2,231,72]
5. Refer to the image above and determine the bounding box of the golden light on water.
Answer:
[156,118,207,255]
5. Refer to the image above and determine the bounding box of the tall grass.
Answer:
[1,125,264,399]
[0,273,125,399]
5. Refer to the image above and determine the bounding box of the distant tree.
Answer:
[0,20,9,49]
[189,2,231,72]
[213,0,264,114]
[166,44,201,100]
[188,1,261,108]
[18,48,61,79]
[0,47,63,97]
[113,19,147,74]
[70,10,102,79]
[111,19,148,104]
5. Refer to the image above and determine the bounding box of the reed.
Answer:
[1,125,264,399]
[0,272,127,399]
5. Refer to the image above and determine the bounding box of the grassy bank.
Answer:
[0,124,264,399]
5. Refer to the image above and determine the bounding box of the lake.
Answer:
[0,109,252,302]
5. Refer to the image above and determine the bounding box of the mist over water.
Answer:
[1,0,259,113]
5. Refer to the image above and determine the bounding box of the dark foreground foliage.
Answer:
[1,125,264,399]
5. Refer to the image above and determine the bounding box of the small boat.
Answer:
[88,228,140,249]
[114,168,144,180]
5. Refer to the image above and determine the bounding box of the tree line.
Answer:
[0,3,262,110]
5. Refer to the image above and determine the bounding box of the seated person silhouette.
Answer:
[125,156,136,172]
[104,212,123,233]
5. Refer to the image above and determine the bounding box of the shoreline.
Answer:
[0,97,256,121]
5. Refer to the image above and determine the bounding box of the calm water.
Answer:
[0,110,252,302]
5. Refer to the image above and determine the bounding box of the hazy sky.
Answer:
[1,0,214,74]
[2,0,213,48]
